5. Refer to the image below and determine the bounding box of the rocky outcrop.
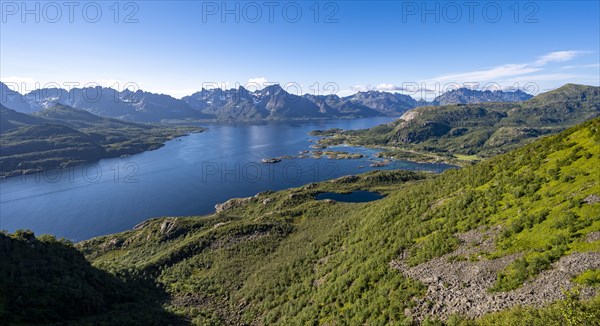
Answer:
[391,227,600,321]
[583,194,600,204]
[400,110,420,122]
[214,197,254,213]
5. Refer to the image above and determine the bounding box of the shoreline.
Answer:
[312,132,479,167]
[0,127,204,179]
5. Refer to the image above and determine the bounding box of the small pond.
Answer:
[315,191,385,203]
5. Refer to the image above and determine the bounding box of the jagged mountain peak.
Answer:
[1,81,546,122]
[432,87,533,105]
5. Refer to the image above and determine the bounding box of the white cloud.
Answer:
[430,64,542,83]
[376,83,403,91]
[561,63,600,70]
[351,85,372,92]
[350,84,405,92]
[535,51,581,66]
[410,50,589,97]
[498,73,582,83]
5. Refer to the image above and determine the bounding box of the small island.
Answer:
[261,150,365,164]
[261,158,282,164]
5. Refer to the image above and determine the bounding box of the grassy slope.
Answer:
[76,118,600,325]
[0,105,202,177]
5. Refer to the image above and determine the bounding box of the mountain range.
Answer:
[431,87,533,105]
[320,84,599,161]
[1,83,596,177]
[1,82,534,122]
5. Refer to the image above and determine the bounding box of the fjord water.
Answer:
[315,191,385,203]
[0,117,454,241]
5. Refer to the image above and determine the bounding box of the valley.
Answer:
[1,84,598,325]
[2,1,599,324]
[0,116,454,241]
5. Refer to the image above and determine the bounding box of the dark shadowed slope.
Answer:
[0,231,184,325]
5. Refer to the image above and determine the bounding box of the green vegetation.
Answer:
[0,230,182,325]
[0,104,202,177]
[63,118,599,324]
[308,128,343,136]
[2,91,599,323]
[312,150,364,159]
[316,84,599,165]
[453,154,482,162]
[573,269,600,287]
[375,148,449,163]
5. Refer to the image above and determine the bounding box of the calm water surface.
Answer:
[315,191,385,203]
[0,117,455,241]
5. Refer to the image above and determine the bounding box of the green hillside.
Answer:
[318,84,600,163]
[0,105,45,133]
[61,117,600,325]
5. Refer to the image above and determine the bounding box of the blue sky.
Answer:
[1,0,599,99]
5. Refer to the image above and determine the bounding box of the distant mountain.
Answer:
[183,86,421,120]
[22,86,208,122]
[183,86,269,120]
[302,94,382,118]
[327,84,600,158]
[2,81,536,122]
[344,91,421,114]
[432,88,533,105]
[183,85,325,120]
[0,82,34,113]
[259,85,324,119]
